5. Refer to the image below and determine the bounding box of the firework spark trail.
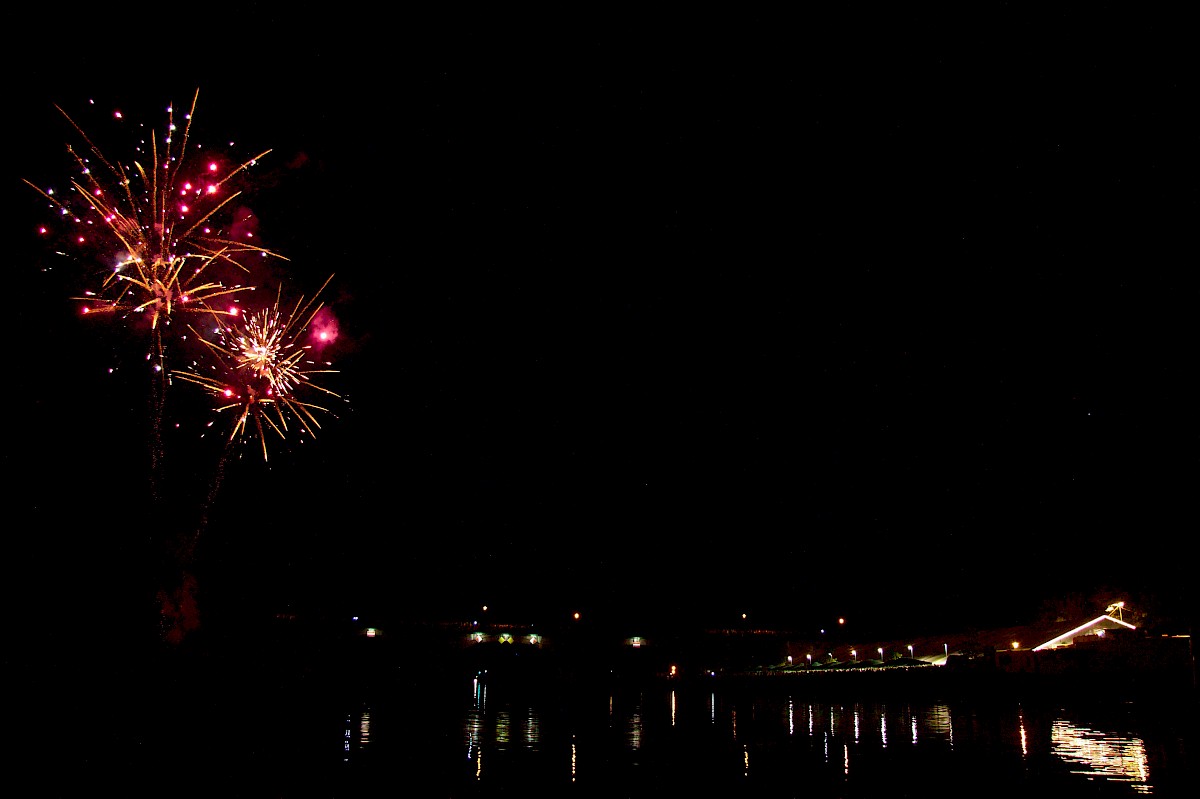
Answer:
[23,88,288,336]
[173,273,342,463]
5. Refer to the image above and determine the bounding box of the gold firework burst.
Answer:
[173,274,342,461]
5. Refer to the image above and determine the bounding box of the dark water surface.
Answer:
[20,654,1199,797]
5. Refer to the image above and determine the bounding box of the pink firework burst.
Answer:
[24,88,287,335]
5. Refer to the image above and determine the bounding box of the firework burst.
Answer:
[26,88,348,646]
[23,88,287,337]
[173,274,342,462]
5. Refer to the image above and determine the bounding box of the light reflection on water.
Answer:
[342,706,372,763]
[329,675,1196,795]
[42,660,1189,797]
[1052,718,1152,792]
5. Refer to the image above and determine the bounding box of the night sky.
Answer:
[4,9,1194,654]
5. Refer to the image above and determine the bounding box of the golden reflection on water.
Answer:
[444,678,1172,794]
[526,709,540,746]
[626,708,642,750]
[1019,708,1027,757]
[358,710,371,747]
[919,703,954,747]
[1051,718,1151,792]
[495,710,511,744]
[465,713,482,764]
[799,701,957,758]
[461,683,543,782]
[342,706,372,764]
[925,702,953,747]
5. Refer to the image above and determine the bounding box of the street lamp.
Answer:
[807,654,812,665]
[878,647,884,661]
[851,649,857,661]
[908,645,914,659]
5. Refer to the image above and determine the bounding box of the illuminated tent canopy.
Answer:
[1032,609,1136,652]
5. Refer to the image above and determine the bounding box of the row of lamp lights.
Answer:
[786,642,957,666]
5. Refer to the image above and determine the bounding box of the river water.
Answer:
[27,654,1198,797]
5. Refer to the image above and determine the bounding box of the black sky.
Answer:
[4,9,1194,647]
